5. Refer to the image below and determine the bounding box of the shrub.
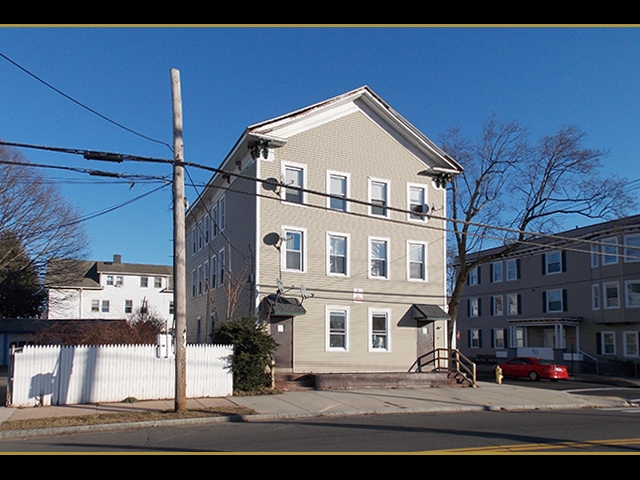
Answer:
[211,316,278,392]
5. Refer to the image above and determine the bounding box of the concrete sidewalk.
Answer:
[0,379,634,439]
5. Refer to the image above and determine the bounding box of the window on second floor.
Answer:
[624,234,640,262]
[140,276,149,288]
[369,237,389,279]
[544,289,566,313]
[407,242,426,281]
[604,282,620,309]
[490,262,503,283]
[602,237,618,265]
[544,251,564,275]
[327,233,348,276]
[407,184,427,221]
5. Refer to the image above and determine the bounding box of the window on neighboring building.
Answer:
[328,233,348,276]
[191,270,196,298]
[369,309,390,351]
[191,226,197,255]
[91,300,99,312]
[407,242,426,281]
[219,195,226,231]
[327,308,348,351]
[506,259,520,281]
[369,179,389,217]
[507,293,521,316]
[369,238,389,279]
[467,266,480,286]
[624,332,639,357]
[154,277,162,289]
[408,184,427,221]
[592,284,601,310]
[468,298,480,318]
[591,243,599,268]
[493,329,506,349]
[624,234,640,262]
[116,276,123,286]
[604,282,620,309]
[491,262,503,283]
[283,163,305,204]
[101,300,110,313]
[327,172,348,212]
[626,280,640,308]
[140,276,149,288]
[545,289,565,313]
[212,204,219,238]
[169,301,174,316]
[544,251,563,274]
[106,275,114,286]
[197,266,203,296]
[283,229,305,272]
[600,331,616,355]
[602,237,618,265]
[204,262,209,292]
[492,295,504,316]
[204,215,210,244]
[210,255,217,290]
[125,300,133,314]
[218,248,226,286]
[469,329,481,349]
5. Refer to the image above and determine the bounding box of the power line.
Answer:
[0,52,173,152]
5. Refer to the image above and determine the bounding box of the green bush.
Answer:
[211,316,278,392]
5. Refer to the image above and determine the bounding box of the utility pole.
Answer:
[171,68,187,411]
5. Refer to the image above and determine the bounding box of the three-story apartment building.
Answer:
[185,86,462,373]
[457,214,640,375]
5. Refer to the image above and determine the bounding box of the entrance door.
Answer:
[270,316,293,370]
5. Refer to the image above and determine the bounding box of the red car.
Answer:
[494,357,569,381]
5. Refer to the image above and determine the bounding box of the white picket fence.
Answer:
[7,344,233,407]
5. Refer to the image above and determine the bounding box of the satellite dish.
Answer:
[276,278,285,294]
[300,284,314,301]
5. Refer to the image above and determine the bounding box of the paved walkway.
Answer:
[0,377,635,439]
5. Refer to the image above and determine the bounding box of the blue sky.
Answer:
[1,26,639,266]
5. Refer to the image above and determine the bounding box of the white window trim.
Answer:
[602,237,619,265]
[326,170,350,213]
[624,234,640,263]
[368,308,391,352]
[469,297,479,318]
[507,293,519,316]
[218,247,226,287]
[493,328,506,349]
[281,161,307,206]
[591,243,599,268]
[326,232,350,277]
[219,195,227,232]
[469,328,481,349]
[492,261,503,283]
[604,281,620,309]
[210,255,217,290]
[368,236,390,280]
[406,240,427,282]
[368,177,390,218]
[407,183,428,222]
[492,295,504,316]
[325,306,350,352]
[625,280,640,308]
[601,331,616,355]
[468,266,479,286]
[545,251,562,275]
[624,331,639,358]
[592,284,601,310]
[546,289,563,313]
[281,226,307,273]
[506,259,518,281]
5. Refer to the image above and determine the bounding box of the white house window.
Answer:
[101,300,110,313]
[601,331,616,355]
[407,242,426,281]
[546,289,563,312]
[283,229,305,272]
[115,276,123,286]
[327,172,348,212]
[492,295,504,316]
[283,163,306,204]
[407,184,427,221]
[369,309,390,351]
[140,276,149,288]
[626,280,640,308]
[624,331,639,357]
[602,237,618,265]
[624,234,640,262]
[328,233,348,276]
[91,300,99,312]
[106,275,114,286]
[369,179,389,217]
[506,259,519,281]
[125,300,133,314]
[154,277,162,289]
[592,284,601,310]
[545,251,562,274]
[369,238,389,279]
[491,262,503,282]
[327,308,349,351]
[604,282,620,309]
[507,293,520,316]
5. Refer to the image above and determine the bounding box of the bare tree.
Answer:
[442,116,635,348]
[0,144,89,317]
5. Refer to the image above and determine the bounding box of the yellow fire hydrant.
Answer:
[495,365,503,385]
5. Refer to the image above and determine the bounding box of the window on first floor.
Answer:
[101,300,110,313]
[125,300,133,314]
[599,331,616,355]
[326,308,349,351]
[91,299,99,312]
[492,329,507,349]
[369,309,390,351]
[624,331,639,357]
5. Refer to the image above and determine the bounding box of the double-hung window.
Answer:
[491,262,503,282]
[407,241,426,281]
[327,172,348,212]
[545,251,563,274]
[369,178,389,217]
[624,332,639,357]
[219,195,226,231]
[282,228,305,273]
[369,237,389,279]
[210,255,217,290]
[545,289,564,312]
[604,282,620,308]
[407,184,427,221]
[602,237,618,265]
[369,309,390,351]
[283,163,306,205]
[326,307,349,351]
[140,277,149,288]
[327,233,348,276]
[91,300,99,312]
[626,280,640,308]
[125,300,133,314]
[507,293,520,315]
[592,284,601,310]
[492,295,504,316]
[101,300,110,313]
[624,234,640,262]
[218,248,226,286]
[600,331,616,355]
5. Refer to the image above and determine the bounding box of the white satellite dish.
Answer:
[276,278,285,294]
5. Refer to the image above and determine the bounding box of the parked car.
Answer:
[493,357,569,381]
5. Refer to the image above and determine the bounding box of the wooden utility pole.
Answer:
[171,68,187,411]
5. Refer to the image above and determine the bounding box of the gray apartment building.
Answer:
[184,86,463,373]
[457,214,640,376]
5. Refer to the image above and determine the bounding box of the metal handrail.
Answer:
[409,348,477,387]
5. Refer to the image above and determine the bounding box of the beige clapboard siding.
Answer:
[258,110,447,371]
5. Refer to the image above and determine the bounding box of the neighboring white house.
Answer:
[185,86,463,373]
[46,254,174,330]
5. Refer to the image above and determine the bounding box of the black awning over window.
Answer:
[263,294,307,317]
[412,304,449,322]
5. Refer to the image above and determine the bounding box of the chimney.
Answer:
[113,254,122,264]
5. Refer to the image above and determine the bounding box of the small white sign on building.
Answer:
[353,289,363,303]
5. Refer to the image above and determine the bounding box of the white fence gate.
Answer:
[7,344,233,407]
